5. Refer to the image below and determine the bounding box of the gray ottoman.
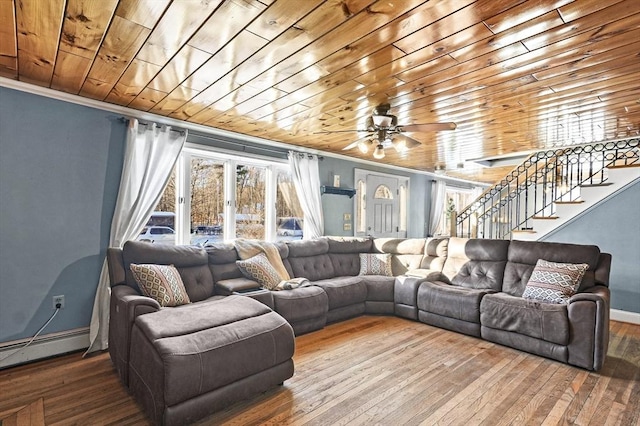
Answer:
[128,296,295,426]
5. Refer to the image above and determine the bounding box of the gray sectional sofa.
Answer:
[107,236,611,425]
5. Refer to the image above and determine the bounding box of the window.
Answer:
[189,158,225,244]
[374,184,393,199]
[150,144,303,245]
[435,186,477,236]
[356,179,366,233]
[399,184,407,232]
[276,170,304,240]
[236,164,266,239]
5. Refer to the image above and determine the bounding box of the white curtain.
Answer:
[288,151,324,239]
[428,180,446,236]
[85,119,186,354]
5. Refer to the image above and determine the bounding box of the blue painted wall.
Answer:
[0,87,126,342]
[542,180,640,313]
[319,157,431,238]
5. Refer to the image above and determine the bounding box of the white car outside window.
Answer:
[137,226,176,244]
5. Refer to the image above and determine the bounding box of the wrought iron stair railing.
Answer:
[456,138,639,239]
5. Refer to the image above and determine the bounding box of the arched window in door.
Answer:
[374,184,393,199]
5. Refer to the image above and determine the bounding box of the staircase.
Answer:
[456,139,640,240]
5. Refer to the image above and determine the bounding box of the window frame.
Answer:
[172,143,291,244]
[435,185,477,237]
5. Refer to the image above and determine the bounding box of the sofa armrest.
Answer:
[567,285,610,371]
[108,285,160,387]
[216,277,261,296]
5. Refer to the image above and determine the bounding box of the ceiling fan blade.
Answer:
[342,140,360,150]
[315,129,370,134]
[342,134,373,151]
[394,133,421,148]
[400,122,457,132]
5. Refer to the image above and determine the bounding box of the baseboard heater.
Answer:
[0,327,90,369]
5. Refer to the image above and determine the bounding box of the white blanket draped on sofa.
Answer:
[234,238,310,290]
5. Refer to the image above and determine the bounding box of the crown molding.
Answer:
[0,77,485,186]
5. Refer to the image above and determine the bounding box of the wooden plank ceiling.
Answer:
[1,0,639,184]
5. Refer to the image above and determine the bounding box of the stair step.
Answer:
[532,216,559,220]
[555,200,585,205]
[580,182,614,188]
[513,229,537,234]
[608,163,640,169]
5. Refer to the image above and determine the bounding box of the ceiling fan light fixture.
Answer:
[372,114,393,127]
[357,140,369,153]
[373,144,385,159]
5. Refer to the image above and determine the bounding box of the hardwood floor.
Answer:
[1,316,638,425]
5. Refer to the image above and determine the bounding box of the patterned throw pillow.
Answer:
[236,253,282,290]
[359,253,393,276]
[130,264,191,307]
[522,259,588,304]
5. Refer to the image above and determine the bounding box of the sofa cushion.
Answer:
[359,275,395,302]
[287,254,336,281]
[359,253,393,276]
[325,236,373,253]
[287,238,330,257]
[373,238,426,275]
[420,237,449,270]
[329,253,360,276]
[312,276,367,310]
[417,280,493,323]
[130,264,191,307]
[132,296,294,407]
[123,241,215,301]
[503,240,600,297]
[271,286,329,324]
[236,253,281,290]
[215,277,261,295]
[522,259,588,304]
[324,235,371,277]
[480,292,570,346]
[441,237,509,291]
[286,239,336,280]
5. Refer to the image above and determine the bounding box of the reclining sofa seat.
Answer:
[206,240,330,335]
[106,242,296,426]
[417,237,510,337]
[480,239,611,371]
[107,242,224,386]
[393,237,449,320]
[286,238,369,324]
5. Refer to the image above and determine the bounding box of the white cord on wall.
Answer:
[0,307,60,364]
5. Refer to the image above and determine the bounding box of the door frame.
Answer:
[354,168,410,238]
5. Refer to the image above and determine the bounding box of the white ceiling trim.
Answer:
[0,77,486,186]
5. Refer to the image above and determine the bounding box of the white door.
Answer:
[365,175,399,237]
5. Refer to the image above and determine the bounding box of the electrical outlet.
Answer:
[53,295,65,310]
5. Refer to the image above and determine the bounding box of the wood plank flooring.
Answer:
[0,316,638,425]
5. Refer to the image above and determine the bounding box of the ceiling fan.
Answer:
[320,104,456,159]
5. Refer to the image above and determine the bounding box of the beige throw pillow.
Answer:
[130,263,191,307]
[236,253,282,290]
[359,253,393,276]
[522,259,588,304]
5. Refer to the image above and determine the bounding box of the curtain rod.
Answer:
[119,116,186,135]
[294,152,324,160]
[188,131,323,160]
